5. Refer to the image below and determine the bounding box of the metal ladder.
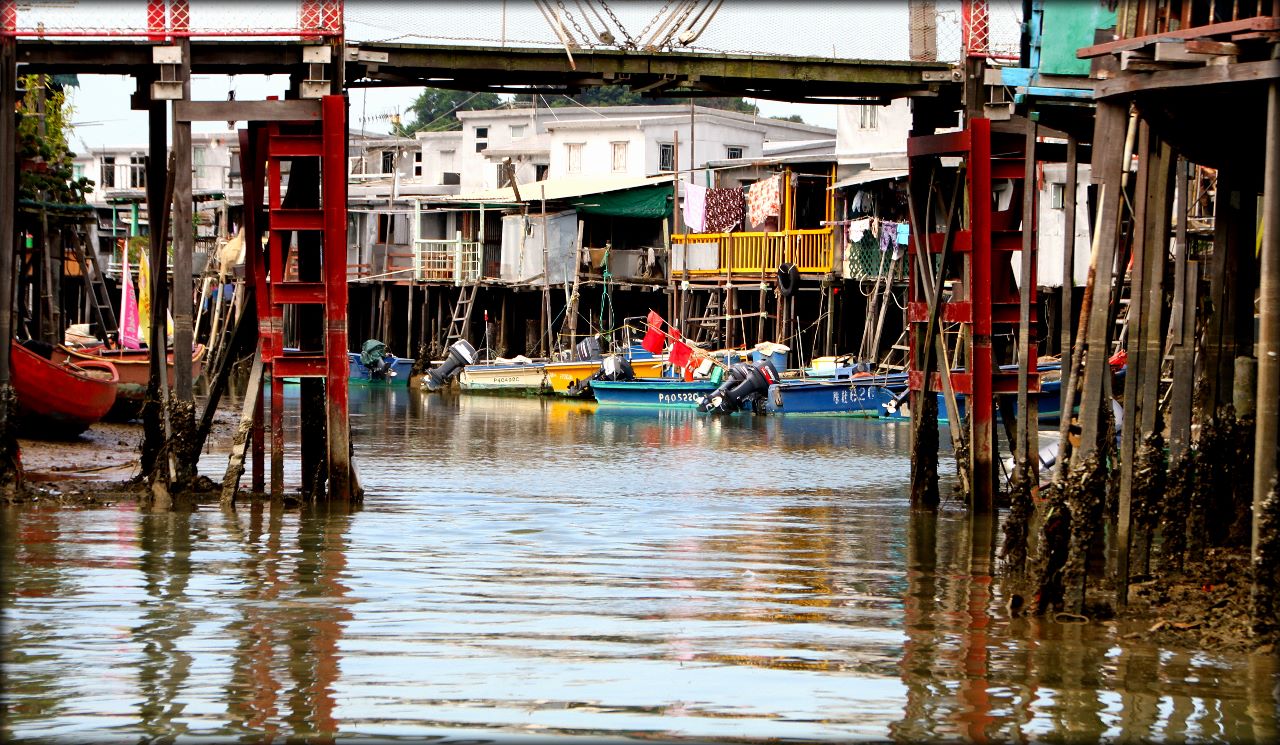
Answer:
[237,95,351,500]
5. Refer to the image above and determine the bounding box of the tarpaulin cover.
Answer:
[569,184,672,219]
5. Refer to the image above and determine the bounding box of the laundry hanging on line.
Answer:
[703,187,745,233]
[746,174,781,228]
[682,182,708,233]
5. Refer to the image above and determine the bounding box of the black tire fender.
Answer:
[777,262,800,297]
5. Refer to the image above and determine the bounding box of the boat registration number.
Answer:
[656,392,700,404]
[832,387,876,405]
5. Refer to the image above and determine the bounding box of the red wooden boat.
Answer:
[12,341,119,438]
[51,344,205,420]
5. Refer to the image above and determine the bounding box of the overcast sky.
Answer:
[46,0,995,152]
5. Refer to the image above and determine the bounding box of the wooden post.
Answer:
[1168,158,1196,460]
[172,38,194,401]
[1253,69,1280,602]
[1014,119,1037,486]
[1075,102,1129,465]
[0,34,18,490]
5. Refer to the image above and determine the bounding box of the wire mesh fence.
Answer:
[2,0,341,38]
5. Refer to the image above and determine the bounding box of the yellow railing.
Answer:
[671,228,835,276]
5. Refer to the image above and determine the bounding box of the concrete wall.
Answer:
[836,99,912,161]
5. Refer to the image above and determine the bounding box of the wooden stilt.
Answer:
[221,347,264,507]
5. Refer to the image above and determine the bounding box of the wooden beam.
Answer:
[1077,16,1280,59]
[174,99,321,122]
[1096,58,1280,98]
[173,38,194,402]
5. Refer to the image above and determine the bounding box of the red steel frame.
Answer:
[1,0,342,38]
[238,95,351,499]
[906,118,1038,506]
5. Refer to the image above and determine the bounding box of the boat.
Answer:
[591,378,721,408]
[764,376,901,417]
[544,356,667,396]
[51,344,206,420]
[12,341,119,438]
[347,352,413,385]
[458,357,549,394]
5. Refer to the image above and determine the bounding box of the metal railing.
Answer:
[671,228,836,276]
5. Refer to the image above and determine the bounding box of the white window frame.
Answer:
[566,143,584,174]
[510,124,527,139]
[610,141,628,173]
[658,143,674,172]
[858,105,878,130]
[725,145,744,160]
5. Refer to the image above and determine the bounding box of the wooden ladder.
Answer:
[445,283,479,349]
[70,233,119,343]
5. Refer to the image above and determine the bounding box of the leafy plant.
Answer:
[16,75,94,206]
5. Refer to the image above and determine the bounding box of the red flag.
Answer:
[641,310,666,354]
[669,340,693,369]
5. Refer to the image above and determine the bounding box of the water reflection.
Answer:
[2,391,1278,741]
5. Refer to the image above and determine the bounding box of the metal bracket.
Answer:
[922,68,962,83]
[151,45,184,101]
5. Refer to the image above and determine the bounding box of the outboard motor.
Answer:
[697,361,778,414]
[425,339,478,391]
[575,335,602,361]
[360,338,397,380]
[593,355,635,382]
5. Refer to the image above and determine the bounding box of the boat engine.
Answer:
[697,361,778,414]
[425,339,478,391]
[593,355,635,382]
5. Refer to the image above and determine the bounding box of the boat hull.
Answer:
[51,344,206,420]
[12,342,118,438]
[591,379,719,408]
[458,363,548,394]
[764,378,898,417]
[544,358,667,396]
[347,352,413,385]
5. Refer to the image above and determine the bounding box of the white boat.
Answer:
[458,356,549,394]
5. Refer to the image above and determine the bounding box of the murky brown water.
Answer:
[2,388,1277,742]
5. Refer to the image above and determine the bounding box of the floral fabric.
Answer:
[746,175,781,228]
[703,187,744,233]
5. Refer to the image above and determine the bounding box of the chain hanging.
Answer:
[556,0,594,48]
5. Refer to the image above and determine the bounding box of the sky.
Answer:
[44,0,1007,151]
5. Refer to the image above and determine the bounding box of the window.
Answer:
[72,164,84,180]
[510,124,526,139]
[725,146,744,160]
[496,163,507,186]
[475,126,489,153]
[100,156,116,188]
[414,151,423,177]
[377,213,395,243]
[1051,183,1066,210]
[858,105,878,130]
[381,150,395,174]
[658,143,674,172]
[535,163,549,181]
[611,142,628,173]
[129,155,147,188]
[566,143,583,174]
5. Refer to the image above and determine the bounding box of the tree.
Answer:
[16,75,93,205]
[771,114,805,124]
[399,88,504,134]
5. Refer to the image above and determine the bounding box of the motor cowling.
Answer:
[593,355,636,383]
[426,339,478,391]
[697,361,777,414]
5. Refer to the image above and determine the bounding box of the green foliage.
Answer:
[398,88,505,134]
[16,75,94,206]
[515,86,759,115]
[771,114,805,124]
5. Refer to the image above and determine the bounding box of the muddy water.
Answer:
[2,388,1277,742]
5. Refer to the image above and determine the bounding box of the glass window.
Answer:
[129,155,147,188]
[858,105,878,130]
[510,124,526,139]
[100,156,116,188]
[475,126,489,139]
[611,142,628,173]
[658,143,674,172]
[381,150,395,173]
[566,143,583,174]
[726,146,744,159]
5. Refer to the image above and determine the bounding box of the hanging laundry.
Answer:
[682,182,708,233]
[703,187,744,233]
[746,174,781,228]
[879,220,898,253]
[849,217,873,245]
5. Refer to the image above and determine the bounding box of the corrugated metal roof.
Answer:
[829,169,909,190]
[427,174,674,205]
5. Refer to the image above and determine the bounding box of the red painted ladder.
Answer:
[906,117,1040,504]
[238,95,352,499]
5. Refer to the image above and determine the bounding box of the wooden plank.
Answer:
[1096,58,1280,98]
[1014,120,1037,483]
[1077,16,1280,58]
[1168,159,1195,460]
[174,99,321,123]
[173,38,194,403]
[221,347,264,508]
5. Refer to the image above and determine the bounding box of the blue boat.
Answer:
[591,378,720,408]
[764,377,901,417]
[347,352,413,385]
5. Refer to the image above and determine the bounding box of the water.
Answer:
[2,388,1277,742]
